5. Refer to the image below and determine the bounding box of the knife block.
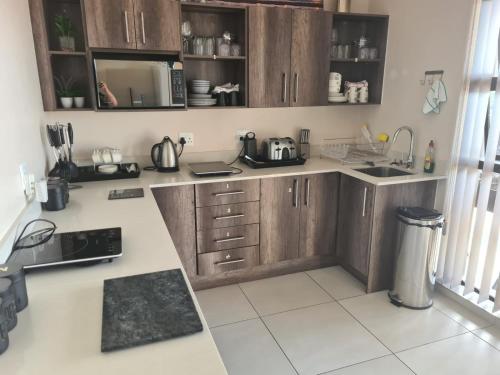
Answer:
[299,143,310,159]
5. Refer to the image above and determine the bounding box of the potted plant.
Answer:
[54,75,74,108]
[73,89,86,108]
[54,14,75,52]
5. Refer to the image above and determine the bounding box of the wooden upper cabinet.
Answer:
[134,0,181,51]
[290,9,332,107]
[248,6,292,108]
[84,0,136,49]
[260,176,301,264]
[299,173,339,257]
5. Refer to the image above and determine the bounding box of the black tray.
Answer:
[70,163,141,183]
[239,156,306,169]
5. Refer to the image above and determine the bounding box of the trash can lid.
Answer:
[397,207,443,221]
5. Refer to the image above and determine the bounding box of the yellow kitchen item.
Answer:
[377,133,390,143]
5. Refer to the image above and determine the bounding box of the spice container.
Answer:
[0,297,9,355]
[0,262,28,312]
[0,279,16,331]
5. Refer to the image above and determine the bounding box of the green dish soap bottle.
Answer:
[424,140,435,173]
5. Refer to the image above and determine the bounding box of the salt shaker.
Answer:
[0,297,9,355]
[0,262,28,312]
[0,279,17,331]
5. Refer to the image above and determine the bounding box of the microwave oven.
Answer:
[92,53,186,110]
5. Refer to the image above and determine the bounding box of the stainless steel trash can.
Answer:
[388,207,444,309]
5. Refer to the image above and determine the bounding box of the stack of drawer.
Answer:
[195,180,260,276]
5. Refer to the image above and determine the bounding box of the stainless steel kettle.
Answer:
[151,136,179,172]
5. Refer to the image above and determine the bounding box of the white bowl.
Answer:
[97,164,119,174]
[191,87,211,94]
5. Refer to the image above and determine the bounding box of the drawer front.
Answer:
[197,224,260,253]
[198,246,260,276]
[195,179,260,207]
[196,201,260,230]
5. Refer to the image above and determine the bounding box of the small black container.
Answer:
[0,262,28,312]
[229,91,240,106]
[216,92,228,106]
[42,177,69,211]
[0,297,9,355]
[0,279,17,331]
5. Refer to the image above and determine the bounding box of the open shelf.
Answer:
[49,50,87,56]
[184,54,246,61]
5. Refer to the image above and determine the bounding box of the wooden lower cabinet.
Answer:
[152,185,197,277]
[197,224,260,253]
[198,246,259,276]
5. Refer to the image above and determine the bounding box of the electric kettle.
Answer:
[151,136,179,172]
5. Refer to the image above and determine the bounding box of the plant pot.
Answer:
[59,36,75,52]
[74,97,85,108]
[60,97,73,108]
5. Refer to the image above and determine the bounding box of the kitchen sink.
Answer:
[355,166,414,177]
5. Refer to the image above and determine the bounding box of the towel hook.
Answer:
[420,70,444,86]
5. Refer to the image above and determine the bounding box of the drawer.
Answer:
[198,246,259,276]
[196,201,260,230]
[195,179,260,207]
[197,224,259,253]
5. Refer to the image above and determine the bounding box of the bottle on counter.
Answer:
[424,140,435,173]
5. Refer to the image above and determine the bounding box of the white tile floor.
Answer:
[196,266,500,375]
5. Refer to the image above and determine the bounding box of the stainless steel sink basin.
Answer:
[355,166,413,177]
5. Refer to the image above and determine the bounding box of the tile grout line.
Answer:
[237,283,300,375]
[315,353,394,375]
[209,316,262,330]
[303,272,417,375]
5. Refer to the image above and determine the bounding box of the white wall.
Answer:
[0,1,45,240]
[362,0,475,167]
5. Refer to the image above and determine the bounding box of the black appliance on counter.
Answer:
[8,228,122,270]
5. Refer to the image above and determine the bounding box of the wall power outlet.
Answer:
[179,132,194,146]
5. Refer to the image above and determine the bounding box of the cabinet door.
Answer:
[299,173,339,257]
[260,176,301,264]
[84,0,136,49]
[134,0,181,51]
[336,175,374,279]
[290,9,332,107]
[152,186,197,277]
[248,6,292,107]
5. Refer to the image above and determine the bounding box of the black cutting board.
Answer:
[101,269,203,352]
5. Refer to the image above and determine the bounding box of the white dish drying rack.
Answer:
[320,137,390,164]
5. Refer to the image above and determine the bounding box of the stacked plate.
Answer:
[191,80,211,94]
[328,92,347,103]
[328,72,346,103]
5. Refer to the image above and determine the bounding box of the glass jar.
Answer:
[369,47,378,60]
[192,36,204,56]
[230,43,241,56]
[218,43,230,57]
[359,46,370,60]
[204,37,215,56]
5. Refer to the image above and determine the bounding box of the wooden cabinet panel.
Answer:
[299,173,339,257]
[290,9,332,107]
[134,0,181,51]
[196,201,260,230]
[198,246,259,276]
[248,6,292,107]
[260,176,301,264]
[195,180,260,207]
[197,224,260,253]
[83,0,136,49]
[336,175,374,279]
[152,186,197,277]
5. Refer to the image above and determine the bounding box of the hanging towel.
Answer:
[423,79,447,114]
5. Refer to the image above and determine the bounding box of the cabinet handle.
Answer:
[214,214,245,220]
[140,11,146,44]
[305,178,310,207]
[124,11,130,43]
[282,73,287,103]
[214,258,245,266]
[362,187,367,217]
[214,191,244,197]
[215,236,245,243]
[294,73,299,103]
[293,179,299,208]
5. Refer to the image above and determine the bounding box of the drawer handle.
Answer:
[214,258,245,266]
[123,11,130,43]
[215,236,245,243]
[214,191,245,197]
[362,186,367,217]
[214,214,245,220]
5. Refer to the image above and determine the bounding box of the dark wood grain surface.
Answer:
[299,173,339,257]
[197,246,259,276]
[196,201,260,230]
[134,0,181,52]
[152,186,197,277]
[195,179,260,207]
[290,8,332,107]
[260,176,301,264]
[197,224,260,253]
[248,5,292,107]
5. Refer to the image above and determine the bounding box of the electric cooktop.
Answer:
[9,227,122,270]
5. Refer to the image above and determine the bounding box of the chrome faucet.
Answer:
[392,126,415,169]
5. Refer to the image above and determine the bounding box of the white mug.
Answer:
[347,87,358,103]
[359,87,369,103]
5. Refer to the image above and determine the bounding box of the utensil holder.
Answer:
[300,143,310,159]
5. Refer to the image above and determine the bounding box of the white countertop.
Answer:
[1,157,446,374]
